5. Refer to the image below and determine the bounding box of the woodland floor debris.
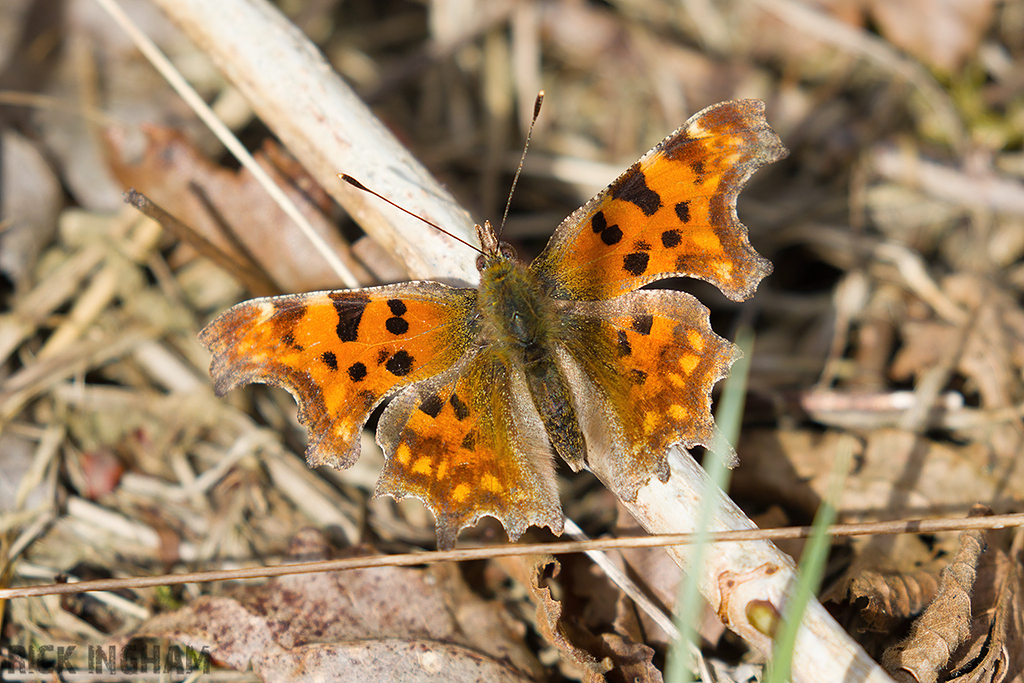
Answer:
[1,0,1023,681]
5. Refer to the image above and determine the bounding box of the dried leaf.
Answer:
[105,126,371,294]
[945,541,1024,682]
[500,555,612,681]
[835,569,942,632]
[866,0,997,72]
[599,630,662,683]
[133,529,541,681]
[882,507,990,682]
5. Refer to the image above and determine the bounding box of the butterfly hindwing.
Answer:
[376,347,563,550]
[199,282,477,470]
[556,290,738,497]
[530,100,785,301]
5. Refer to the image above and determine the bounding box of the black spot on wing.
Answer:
[449,394,470,420]
[385,350,414,376]
[591,211,623,246]
[330,293,370,343]
[387,299,407,316]
[376,349,390,365]
[661,230,681,248]
[623,252,649,276]
[321,351,338,370]
[611,168,662,216]
[348,362,367,382]
[419,393,444,418]
[675,201,691,223]
[385,317,410,335]
[460,431,477,450]
[632,315,653,335]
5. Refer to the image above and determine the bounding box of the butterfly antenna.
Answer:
[339,175,485,256]
[498,91,544,239]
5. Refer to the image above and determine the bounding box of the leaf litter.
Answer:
[1,0,1024,681]
[132,528,541,682]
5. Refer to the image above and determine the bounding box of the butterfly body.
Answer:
[200,100,788,549]
[475,230,589,470]
[476,238,552,362]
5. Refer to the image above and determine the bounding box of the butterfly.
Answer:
[199,99,787,550]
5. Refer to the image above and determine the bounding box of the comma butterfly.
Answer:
[199,100,787,549]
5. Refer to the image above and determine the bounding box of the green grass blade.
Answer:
[664,325,754,682]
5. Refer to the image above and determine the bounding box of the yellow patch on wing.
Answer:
[451,483,471,503]
[668,404,688,420]
[643,410,659,435]
[679,352,701,375]
[692,230,723,253]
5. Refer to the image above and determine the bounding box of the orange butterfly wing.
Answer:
[375,348,562,550]
[555,290,737,498]
[530,100,785,301]
[199,282,476,470]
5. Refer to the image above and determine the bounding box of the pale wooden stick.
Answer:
[148,0,479,285]
[129,0,893,680]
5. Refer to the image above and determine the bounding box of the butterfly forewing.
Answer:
[199,282,477,470]
[530,100,785,302]
[376,347,563,550]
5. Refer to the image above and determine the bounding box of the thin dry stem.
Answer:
[4,513,1021,600]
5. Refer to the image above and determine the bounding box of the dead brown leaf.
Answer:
[945,537,1024,682]
[882,510,987,681]
[133,529,542,682]
[494,552,665,683]
[104,126,371,295]
[501,554,611,681]
[834,569,942,633]
[598,631,661,683]
[866,0,997,73]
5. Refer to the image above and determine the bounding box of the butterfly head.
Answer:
[474,220,519,272]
